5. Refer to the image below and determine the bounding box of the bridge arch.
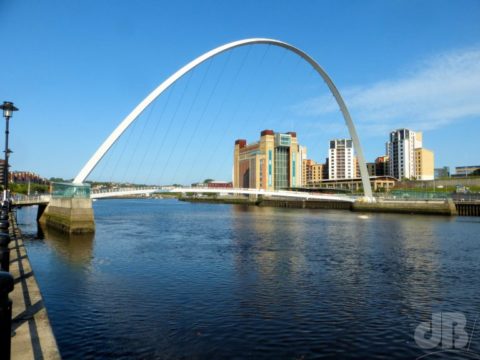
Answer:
[74,38,373,198]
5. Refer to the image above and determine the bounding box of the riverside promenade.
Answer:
[8,212,61,359]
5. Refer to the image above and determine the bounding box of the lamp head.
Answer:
[0,101,19,118]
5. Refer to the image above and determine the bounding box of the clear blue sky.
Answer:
[1,0,479,184]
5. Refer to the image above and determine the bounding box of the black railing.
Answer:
[0,201,14,360]
[0,271,14,360]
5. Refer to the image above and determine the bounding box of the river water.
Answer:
[17,199,480,359]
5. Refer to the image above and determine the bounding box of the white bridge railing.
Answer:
[173,187,356,202]
[90,186,356,202]
[91,186,162,199]
[12,187,357,204]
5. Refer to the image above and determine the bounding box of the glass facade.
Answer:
[276,134,291,147]
[292,152,296,185]
[274,147,289,189]
[51,182,91,199]
[268,150,273,187]
[259,159,264,188]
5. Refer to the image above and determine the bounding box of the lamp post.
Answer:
[0,102,18,203]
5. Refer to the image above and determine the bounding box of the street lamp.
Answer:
[0,101,19,202]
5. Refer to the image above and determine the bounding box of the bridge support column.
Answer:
[37,203,47,222]
[39,183,95,233]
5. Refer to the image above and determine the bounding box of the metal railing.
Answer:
[451,193,480,202]
[11,194,51,205]
[91,186,162,194]
[0,204,14,359]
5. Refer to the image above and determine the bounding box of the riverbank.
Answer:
[352,198,458,216]
[9,212,61,359]
[180,196,460,216]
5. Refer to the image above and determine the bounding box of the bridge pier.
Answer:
[37,203,47,222]
[38,183,95,234]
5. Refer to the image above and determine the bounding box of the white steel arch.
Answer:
[74,38,373,198]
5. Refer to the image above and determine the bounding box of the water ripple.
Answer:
[17,200,480,359]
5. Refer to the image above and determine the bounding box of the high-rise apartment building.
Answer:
[328,139,355,180]
[233,130,303,190]
[387,129,421,180]
[386,129,434,180]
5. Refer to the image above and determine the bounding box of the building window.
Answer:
[268,150,273,187]
[274,147,289,189]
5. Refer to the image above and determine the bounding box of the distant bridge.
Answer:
[12,186,357,205]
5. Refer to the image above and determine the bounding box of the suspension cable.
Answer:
[120,95,159,184]
[198,45,253,180]
[183,50,233,182]
[210,45,270,181]
[132,82,175,185]
[146,70,194,185]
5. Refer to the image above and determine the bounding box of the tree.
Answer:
[203,179,214,184]
[473,169,480,176]
[10,183,49,195]
[49,177,65,182]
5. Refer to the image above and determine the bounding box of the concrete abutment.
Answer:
[39,197,95,234]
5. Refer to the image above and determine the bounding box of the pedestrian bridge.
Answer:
[12,194,51,206]
[12,187,357,205]
[92,186,357,202]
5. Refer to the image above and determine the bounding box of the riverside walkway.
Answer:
[8,213,60,359]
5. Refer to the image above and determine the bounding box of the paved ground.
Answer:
[9,213,61,360]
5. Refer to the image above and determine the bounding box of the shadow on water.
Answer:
[37,224,94,265]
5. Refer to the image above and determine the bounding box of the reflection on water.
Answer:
[37,224,94,266]
[18,199,480,359]
[16,206,95,266]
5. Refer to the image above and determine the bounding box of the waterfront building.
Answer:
[207,181,233,188]
[455,165,480,177]
[386,129,434,180]
[366,162,376,177]
[299,145,308,186]
[191,181,233,188]
[353,157,359,178]
[434,166,450,179]
[415,148,434,180]
[233,130,303,190]
[9,171,49,184]
[309,176,397,192]
[352,157,375,178]
[302,159,326,187]
[328,139,355,180]
[387,129,422,180]
[375,156,389,176]
[323,157,329,179]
